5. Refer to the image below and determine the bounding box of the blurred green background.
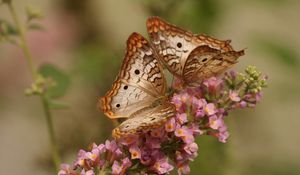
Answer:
[0,0,299,174]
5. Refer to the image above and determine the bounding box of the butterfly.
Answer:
[100,32,175,138]
[147,16,245,86]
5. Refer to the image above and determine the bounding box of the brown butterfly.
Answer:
[100,32,175,138]
[146,16,244,86]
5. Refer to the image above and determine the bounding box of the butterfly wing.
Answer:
[112,102,175,138]
[183,45,245,85]
[100,33,167,119]
[146,16,233,77]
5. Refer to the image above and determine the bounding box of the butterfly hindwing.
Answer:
[100,33,167,119]
[113,102,175,138]
[183,45,245,85]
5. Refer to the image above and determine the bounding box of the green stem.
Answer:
[8,1,37,79]
[42,95,61,171]
[7,1,61,172]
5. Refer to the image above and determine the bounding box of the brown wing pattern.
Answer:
[146,16,234,77]
[183,45,245,85]
[112,102,175,138]
[100,33,167,119]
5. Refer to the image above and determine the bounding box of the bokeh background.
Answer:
[1,0,300,174]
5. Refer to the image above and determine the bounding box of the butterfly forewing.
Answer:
[100,33,167,119]
[113,102,175,138]
[146,16,235,78]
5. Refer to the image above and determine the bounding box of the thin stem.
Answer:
[42,95,61,171]
[6,1,61,172]
[8,1,37,79]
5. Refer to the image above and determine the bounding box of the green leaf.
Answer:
[39,64,70,99]
[49,100,70,109]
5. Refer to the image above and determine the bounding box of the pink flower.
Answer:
[74,150,87,167]
[80,170,94,175]
[111,158,132,175]
[192,98,207,118]
[189,123,203,136]
[205,103,217,116]
[152,157,174,174]
[176,113,188,125]
[165,118,176,132]
[218,126,230,143]
[209,115,224,130]
[140,147,152,165]
[129,146,141,159]
[175,126,195,144]
[58,164,73,175]
[183,142,198,158]
[229,90,241,102]
[112,160,123,175]
[177,163,190,175]
[203,77,223,94]
[105,140,123,161]
[239,101,247,108]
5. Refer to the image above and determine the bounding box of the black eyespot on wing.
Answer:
[116,104,120,108]
[124,85,128,90]
[177,42,182,48]
[202,58,208,62]
[134,69,140,75]
[150,117,156,121]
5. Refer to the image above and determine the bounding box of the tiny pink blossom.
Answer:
[189,123,203,136]
[192,98,207,118]
[239,101,247,108]
[152,157,174,174]
[165,118,176,132]
[205,103,216,116]
[175,126,195,144]
[111,158,131,175]
[112,160,122,175]
[183,142,198,157]
[177,163,190,175]
[172,94,183,111]
[129,146,141,159]
[58,164,73,175]
[176,113,188,125]
[74,150,86,167]
[209,115,224,130]
[175,151,184,161]
[229,90,241,102]
[218,126,230,143]
[203,77,223,93]
[80,170,94,175]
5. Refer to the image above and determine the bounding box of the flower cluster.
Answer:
[58,66,267,175]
